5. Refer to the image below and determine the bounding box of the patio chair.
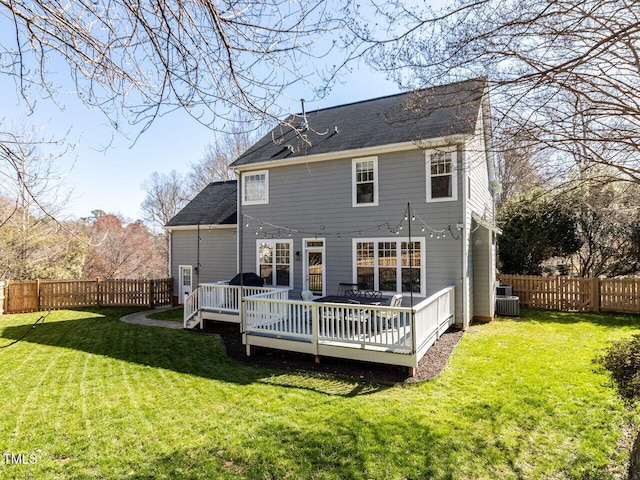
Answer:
[389,294,403,308]
[300,290,314,302]
[379,294,404,330]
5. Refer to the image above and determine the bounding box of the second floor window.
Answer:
[352,157,378,207]
[427,149,457,202]
[243,170,268,205]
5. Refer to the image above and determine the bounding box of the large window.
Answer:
[352,157,378,207]
[243,170,269,205]
[257,240,292,288]
[426,149,457,202]
[353,239,425,294]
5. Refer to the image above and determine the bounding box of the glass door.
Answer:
[304,239,325,296]
[179,265,193,303]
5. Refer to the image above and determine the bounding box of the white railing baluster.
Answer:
[241,286,456,362]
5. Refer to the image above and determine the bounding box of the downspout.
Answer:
[167,228,172,278]
[235,170,245,335]
[167,227,173,303]
[236,172,242,276]
[461,147,469,330]
[196,221,200,287]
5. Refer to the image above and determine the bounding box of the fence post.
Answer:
[96,278,101,307]
[36,278,41,312]
[591,277,601,313]
[148,279,154,309]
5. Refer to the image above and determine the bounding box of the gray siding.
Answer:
[464,108,497,323]
[170,228,237,296]
[239,147,465,305]
[472,227,494,318]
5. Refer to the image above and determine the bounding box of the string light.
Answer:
[241,209,460,240]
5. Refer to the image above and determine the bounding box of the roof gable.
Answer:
[232,78,486,168]
[165,180,237,227]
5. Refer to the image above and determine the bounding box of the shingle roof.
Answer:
[165,180,237,227]
[232,77,486,168]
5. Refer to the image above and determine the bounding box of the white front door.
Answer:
[303,239,325,296]
[179,265,193,303]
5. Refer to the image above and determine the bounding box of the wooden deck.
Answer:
[184,284,456,370]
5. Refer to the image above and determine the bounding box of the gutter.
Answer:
[231,134,473,172]
[165,224,236,232]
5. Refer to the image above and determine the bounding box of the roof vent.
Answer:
[298,98,309,132]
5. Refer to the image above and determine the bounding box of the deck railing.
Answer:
[243,285,455,360]
[198,283,285,313]
[184,288,200,328]
[412,286,455,359]
[183,283,287,327]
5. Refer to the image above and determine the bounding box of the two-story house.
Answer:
[231,77,499,327]
[169,77,500,371]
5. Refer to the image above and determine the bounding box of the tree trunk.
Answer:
[629,431,640,480]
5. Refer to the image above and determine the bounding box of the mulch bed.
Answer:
[199,321,464,384]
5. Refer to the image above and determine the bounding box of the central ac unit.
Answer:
[496,296,520,316]
[496,285,513,297]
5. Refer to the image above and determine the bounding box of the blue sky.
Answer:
[1,54,402,222]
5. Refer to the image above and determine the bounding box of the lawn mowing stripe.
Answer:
[7,344,66,450]
[79,351,97,465]
[118,360,158,442]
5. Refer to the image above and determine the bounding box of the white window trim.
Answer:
[256,239,294,289]
[351,238,426,295]
[426,148,458,203]
[242,170,269,205]
[352,156,379,207]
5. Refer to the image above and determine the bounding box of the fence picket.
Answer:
[1,278,173,314]
[498,274,640,315]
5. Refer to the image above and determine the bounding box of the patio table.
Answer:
[314,295,383,306]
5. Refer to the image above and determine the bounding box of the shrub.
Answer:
[595,334,640,403]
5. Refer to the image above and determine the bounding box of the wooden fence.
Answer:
[1,278,173,314]
[498,274,640,314]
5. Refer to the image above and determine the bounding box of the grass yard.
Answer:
[0,307,638,479]
[146,307,184,322]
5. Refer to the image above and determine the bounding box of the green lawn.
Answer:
[146,307,184,322]
[0,307,638,479]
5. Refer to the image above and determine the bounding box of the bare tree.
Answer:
[566,177,640,277]
[0,0,351,227]
[188,114,262,193]
[141,170,190,230]
[83,213,164,279]
[0,127,81,279]
[349,0,640,187]
[495,122,548,208]
[1,0,348,134]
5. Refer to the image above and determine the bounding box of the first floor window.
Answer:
[354,239,424,294]
[258,240,292,287]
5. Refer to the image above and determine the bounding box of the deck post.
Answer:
[408,366,416,376]
[312,303,319,357]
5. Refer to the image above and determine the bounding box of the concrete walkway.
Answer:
[120,306,184,329]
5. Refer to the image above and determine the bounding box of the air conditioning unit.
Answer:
[496,285,513,297]
[495,296,520,317]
